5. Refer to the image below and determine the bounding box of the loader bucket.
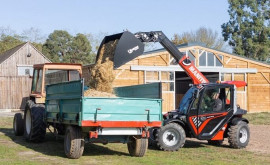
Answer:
[96,31,144,69]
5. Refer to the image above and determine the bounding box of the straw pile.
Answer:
[84,39,118,97]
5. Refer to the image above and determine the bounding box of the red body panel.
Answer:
[211,124,227,140]
[222,81,247,88]
[189,112,228,135]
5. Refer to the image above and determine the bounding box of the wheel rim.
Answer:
[239,127,248,143]
[25,110,31,135]
[162,129,179,146]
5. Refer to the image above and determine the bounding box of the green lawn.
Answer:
[245,112,270,125]
[0,115,269,165]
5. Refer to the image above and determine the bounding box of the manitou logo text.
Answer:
[189,66,207,83]
[127,45,139,54]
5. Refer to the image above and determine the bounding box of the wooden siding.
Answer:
[83,45,270,113]
[0,43,50,109]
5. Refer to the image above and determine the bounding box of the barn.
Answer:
[0,42,51,110]
[83,42,270,113]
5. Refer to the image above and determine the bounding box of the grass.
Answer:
[0,115,270,165]
[245,112,270,125]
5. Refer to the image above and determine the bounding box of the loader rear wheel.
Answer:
[64,126,84,159]
[24,105,46,142]
[207,140,223,146]
[228,121,250,149]
[157,123,186,151]
[13,113,24,136]
[127,136,148,157]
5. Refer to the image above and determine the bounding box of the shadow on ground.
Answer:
[148,138,231,151]
[0,127,129,158]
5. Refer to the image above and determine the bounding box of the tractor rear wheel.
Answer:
[228,121,250,149]
[64,126,84,159]
[13,113,24,136]
[156,123,186,151]
[127,136,148,157]
[24,105,46,142]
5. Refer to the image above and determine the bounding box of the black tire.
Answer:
[13,113,24,136]
[207,140,223,146]
[148,128,158,147]
[64,126,84,159]
[127,136,148,157]
[156,123,186,151]
[24,105,46,142]
[228,121,250,149]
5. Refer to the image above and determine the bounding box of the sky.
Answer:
[0,0,230,41]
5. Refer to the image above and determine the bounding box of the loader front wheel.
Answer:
[228,121,250,149]
[24,105,46,142]
[157,123,186,151]
[127,136,148,157]
[13,113,24,136]
[64,126,84,159]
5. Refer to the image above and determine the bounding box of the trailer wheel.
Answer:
[64,126,84,159]
[24,105,46,142]
[13,113,24,136]
[127,136,148,157]
[207,140,223,146]
[228,121,250,149]
[156,123,186,151]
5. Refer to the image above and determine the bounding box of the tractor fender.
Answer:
[230,117,249,125]
[163,118,186,128]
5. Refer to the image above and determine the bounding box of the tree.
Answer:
[172,27,225,50]
[0,35,24,54]
[222,0,270,61]
[67,33,93,64]
[42,30,72,62]
[42,30,95,64]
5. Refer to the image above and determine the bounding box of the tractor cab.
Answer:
[30,63,82,103]
[164,83,247,140]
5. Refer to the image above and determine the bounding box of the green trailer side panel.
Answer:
[82,97,162,122]
[46,80,83,124]
[114,83,161,99]
[45,80,163,126]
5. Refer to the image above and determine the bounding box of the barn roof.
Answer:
[0,42,51,64]
[143,42,270,66]
[0,42,27,64]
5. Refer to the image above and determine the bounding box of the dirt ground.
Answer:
[190,124,270,155]
[245,125,270,155]
[0,111,269,156]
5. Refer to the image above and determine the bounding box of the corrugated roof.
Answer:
[0,42,27,64]
[143,42,270,66]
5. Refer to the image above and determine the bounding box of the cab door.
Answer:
[189,86,234,140]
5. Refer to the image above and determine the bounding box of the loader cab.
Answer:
[180,84,235,140]
[30,63,82,103]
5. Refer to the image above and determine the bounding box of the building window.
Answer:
[199,52,207,66]
[17,65,33,76]
[199,50,223,67]
[145,71,175,92]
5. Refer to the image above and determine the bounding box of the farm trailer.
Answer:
[14,80,162,159]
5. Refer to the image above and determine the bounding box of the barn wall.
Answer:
[0,77,32,109]
[0,43,50,109]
